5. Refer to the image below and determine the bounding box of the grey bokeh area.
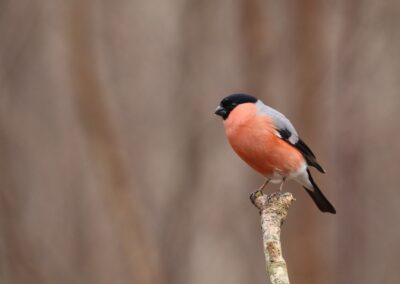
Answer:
[1,1,400,284]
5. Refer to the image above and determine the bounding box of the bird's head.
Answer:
[215,93,258,120]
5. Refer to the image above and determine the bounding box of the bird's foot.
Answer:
[250,190,264,214]
[279,178,286,191]
[258,178,270,193]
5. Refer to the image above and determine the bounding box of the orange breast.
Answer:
[224,104,304,177]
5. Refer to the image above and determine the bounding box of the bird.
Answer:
[215,93,336,214]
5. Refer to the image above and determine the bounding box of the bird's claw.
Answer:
[249,190,264,206]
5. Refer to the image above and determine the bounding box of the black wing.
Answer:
[277,128,326,173]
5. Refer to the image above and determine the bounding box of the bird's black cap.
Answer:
[215,93,257,119]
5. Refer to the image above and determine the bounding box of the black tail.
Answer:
[303,170,336,214]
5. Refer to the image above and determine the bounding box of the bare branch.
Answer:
[250,191,294,284]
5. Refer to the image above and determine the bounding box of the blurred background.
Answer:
[1,1,400,283]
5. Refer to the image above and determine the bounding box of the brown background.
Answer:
[1,1,400,283]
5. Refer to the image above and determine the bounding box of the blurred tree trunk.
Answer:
[333,1,400,283]
[0,1,159,283]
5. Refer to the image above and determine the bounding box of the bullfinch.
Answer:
[215,94,336,214]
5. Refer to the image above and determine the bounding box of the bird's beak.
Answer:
[215,106,227,117]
